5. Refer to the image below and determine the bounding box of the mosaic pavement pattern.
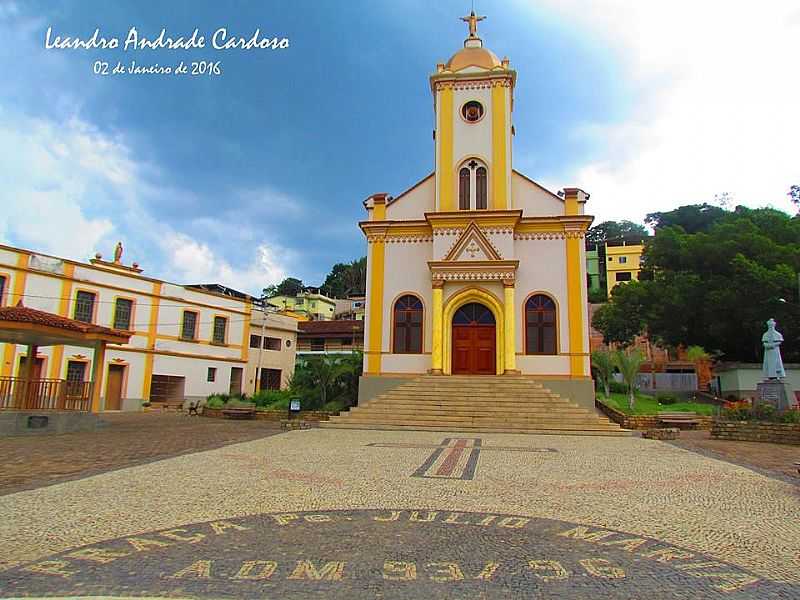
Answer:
[0,429,798,599]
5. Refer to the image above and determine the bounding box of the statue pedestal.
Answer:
[756,380,795,411]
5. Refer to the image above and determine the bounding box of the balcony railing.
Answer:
[0,377,92,411]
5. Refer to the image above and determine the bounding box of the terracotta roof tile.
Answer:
[0,305,130,338]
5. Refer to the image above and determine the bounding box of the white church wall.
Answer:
[381,240,433,356]
[512,171,565,216]
[452,86,494,175]
[433,231,459,260]
[385,174,435,220]
[516,354,571,375]
[485,230,514,259]
[513,238,570,367]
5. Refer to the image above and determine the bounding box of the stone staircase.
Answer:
[321,375,631,436]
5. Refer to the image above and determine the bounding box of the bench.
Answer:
[152,399,185,413]
[222,407,256,420]
[658,411,700,428]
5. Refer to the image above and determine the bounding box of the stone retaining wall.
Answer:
[202,408,334,422]
[711,421,800,445]
[595,400,714,430]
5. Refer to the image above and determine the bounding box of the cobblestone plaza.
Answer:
[1,426,798,598]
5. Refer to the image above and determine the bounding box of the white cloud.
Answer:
[525,1,800,223]
[159,233,289,292]
[0,107,293,295]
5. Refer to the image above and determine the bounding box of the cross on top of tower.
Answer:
[460,10,486,40]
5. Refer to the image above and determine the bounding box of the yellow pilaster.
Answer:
[2,253,30,377]
[90,342,106,413]
[566,234,587,376]
[430,282,444,374]
[241,301,252,363]
[48,263,75,380]
[366,238,386,374]
[503,282,516,373]
[141,282,162,399]
[491,83,508,210]
[437,85,454,211]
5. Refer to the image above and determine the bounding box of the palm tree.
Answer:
[304,355,345,407]
[613,349,645,410]
[591,349,615,399]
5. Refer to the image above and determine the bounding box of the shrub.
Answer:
[656,393,678,405]
[266,396,292,411]
[609,381,628,394]
[206,397,226,409]
[322,399,346,414]
[252,389,292,408]
[779,410,800,424]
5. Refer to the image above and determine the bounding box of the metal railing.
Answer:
[0,377,92,411]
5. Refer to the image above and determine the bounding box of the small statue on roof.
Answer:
[113,241,123,263]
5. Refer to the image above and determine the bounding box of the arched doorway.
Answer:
[452,302,496,374]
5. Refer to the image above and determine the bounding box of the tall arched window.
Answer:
[457,159,488,210]
[476,166,487,209]
[393,295,423,353]
[525,294,557,355]
[458,168,470,210]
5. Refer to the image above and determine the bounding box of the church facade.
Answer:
[360,14,594,406]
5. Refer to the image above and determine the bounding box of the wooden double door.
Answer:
[452,303,496,375]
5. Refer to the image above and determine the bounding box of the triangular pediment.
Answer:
[443,222,503,262]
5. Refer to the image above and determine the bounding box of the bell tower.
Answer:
[431,11,516,212]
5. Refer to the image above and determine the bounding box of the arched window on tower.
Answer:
[459,168,470,210]
[393,295,423,354]
[525,294,557,355]
[457,159,488,210]
[476,166,487,210]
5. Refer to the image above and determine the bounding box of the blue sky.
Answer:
[1,1,798,294]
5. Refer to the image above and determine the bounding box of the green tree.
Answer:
[789,185,800,214]
[644,203,727,233]
[263,277,305,298]
[613,349,645,410]
[321,257,367,298]
[302,355,347,406]
[590,281,648,346]
[335,350,363,407]
[590,349,615,399]
[586,220,648,245]
[600,205,800,363]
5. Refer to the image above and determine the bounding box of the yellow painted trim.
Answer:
[566,237,587,376]
[46,264,75,380]
[503,285,516,372]
[437,86,454,211]
[141,282,162,400]
[108,345,248,364]
[373,203,386,221]
[1,254,30,377]
[366,239,386,374]
[90,343,106,413]
[154,333,243,349]
[430,286,443,373]
[442,287,504,375]
[565,197,579,215]
[241,303,252,362]
[491,84,508,210]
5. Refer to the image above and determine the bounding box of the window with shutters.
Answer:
[113,298,133,330]
[74,291,96,323]
[212,316,227,344]
[181,311,198,341]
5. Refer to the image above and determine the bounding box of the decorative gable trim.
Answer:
[443,221,503,262]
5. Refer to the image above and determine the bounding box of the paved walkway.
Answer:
[0,413,282,495]
[0,427,798,598]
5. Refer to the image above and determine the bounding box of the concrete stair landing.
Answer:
[321,375,632,437]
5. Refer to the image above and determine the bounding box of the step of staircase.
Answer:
[320,376,631,437]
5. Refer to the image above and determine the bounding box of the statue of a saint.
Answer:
[762,318,785,379]
[113,241,123,263]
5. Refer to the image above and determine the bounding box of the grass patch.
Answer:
[599,392,716,416]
